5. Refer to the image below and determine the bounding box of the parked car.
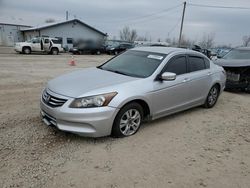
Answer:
[14,37,63,55]
[106,43,134,55]
[70,40,105,55]
[217,48,231,58]
[214,47,250,91]
[40,47,226,138]
[192,45,211,59]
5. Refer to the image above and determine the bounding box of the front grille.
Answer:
[42,90,67,108]
[226,71,240,82]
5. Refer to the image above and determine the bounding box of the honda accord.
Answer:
[40,47,226,137]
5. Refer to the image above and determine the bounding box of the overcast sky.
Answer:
[1,0,250,46]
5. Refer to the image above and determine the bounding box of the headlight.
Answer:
[110,48,115,50]
[70,92,117,108]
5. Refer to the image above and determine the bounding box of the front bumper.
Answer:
[225,80,249,90]
[14,46,22,52]
[40,91,119,137]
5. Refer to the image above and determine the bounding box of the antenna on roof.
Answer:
[66,11,69,21]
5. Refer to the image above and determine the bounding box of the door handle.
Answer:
[207,72,212,75]
[183,78,190,82]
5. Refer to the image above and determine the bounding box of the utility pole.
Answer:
[178,1,186,47]
[66,11,69,21]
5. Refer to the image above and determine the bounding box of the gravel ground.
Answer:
[0,50,250,188]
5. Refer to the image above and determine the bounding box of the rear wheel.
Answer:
[112,103,143,138]
[22,47,31,54]
[204,85,220,108]
[51,48,59,55]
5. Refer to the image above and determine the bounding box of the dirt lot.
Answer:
[0,50,250,188]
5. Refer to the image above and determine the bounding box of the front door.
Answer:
[31,38,41,51]
[151,55,190,118]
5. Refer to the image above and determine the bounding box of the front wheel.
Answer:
[204,85,220,108]
[112,103,143,138]
[23,47,31,54]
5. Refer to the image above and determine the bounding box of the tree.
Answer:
[242,35,250,47]
[45,18,56,23]
[199,33,215,49]
[119,26,138,42]
[137,35,149,41]
[179,35,196,48]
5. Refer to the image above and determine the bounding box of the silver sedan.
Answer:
[40,47,226,137]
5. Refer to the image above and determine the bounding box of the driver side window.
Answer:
[32,38,40,43]
[164,56,187,75]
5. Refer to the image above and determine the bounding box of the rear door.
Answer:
[43,38,50,52]
[186,55,212,103]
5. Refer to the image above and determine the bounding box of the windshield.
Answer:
[99,50,166,78]
[223,49,250,60]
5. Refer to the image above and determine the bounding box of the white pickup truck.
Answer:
[14,37,64,55]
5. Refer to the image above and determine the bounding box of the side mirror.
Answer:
[161,72,176,81]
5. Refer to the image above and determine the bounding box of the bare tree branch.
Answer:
[242,35,250,47]
[119,26,138,42]
[199,33,215,49]
[45,18,56,23]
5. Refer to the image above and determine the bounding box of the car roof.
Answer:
[235,47,250,50]
[131,46,199,55]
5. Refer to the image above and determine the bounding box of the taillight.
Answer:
[222,69,226,75]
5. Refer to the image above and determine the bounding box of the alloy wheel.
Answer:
[208,86,218,106]
[119,109,141,136]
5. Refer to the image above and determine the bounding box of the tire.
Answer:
[22,47,31,54]
[51,48,59,55]
[114,51,118,55]
[204,85,220,108]
[112,102,143,138]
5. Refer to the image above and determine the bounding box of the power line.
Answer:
[167,15,182,36]
[105,3,183,24]
[68,3,182,24]
[188,3,250,10]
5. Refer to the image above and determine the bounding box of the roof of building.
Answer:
[0,22,31,27]
[21,19,107,36]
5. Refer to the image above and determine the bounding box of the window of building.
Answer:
[67,38,73,44]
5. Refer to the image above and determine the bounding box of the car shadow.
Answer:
[47,106,203,143]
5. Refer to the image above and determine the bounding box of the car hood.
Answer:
[47,67,139,98]
[214,59,250,67]
[15,42,31,45]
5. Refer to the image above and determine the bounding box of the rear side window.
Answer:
[52,39,61,44]
[165,56,187,75]
[188,56,206,72]
[204,58,210,68]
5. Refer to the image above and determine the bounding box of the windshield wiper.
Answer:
[99,67,142,77]
[108,69,130,76]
